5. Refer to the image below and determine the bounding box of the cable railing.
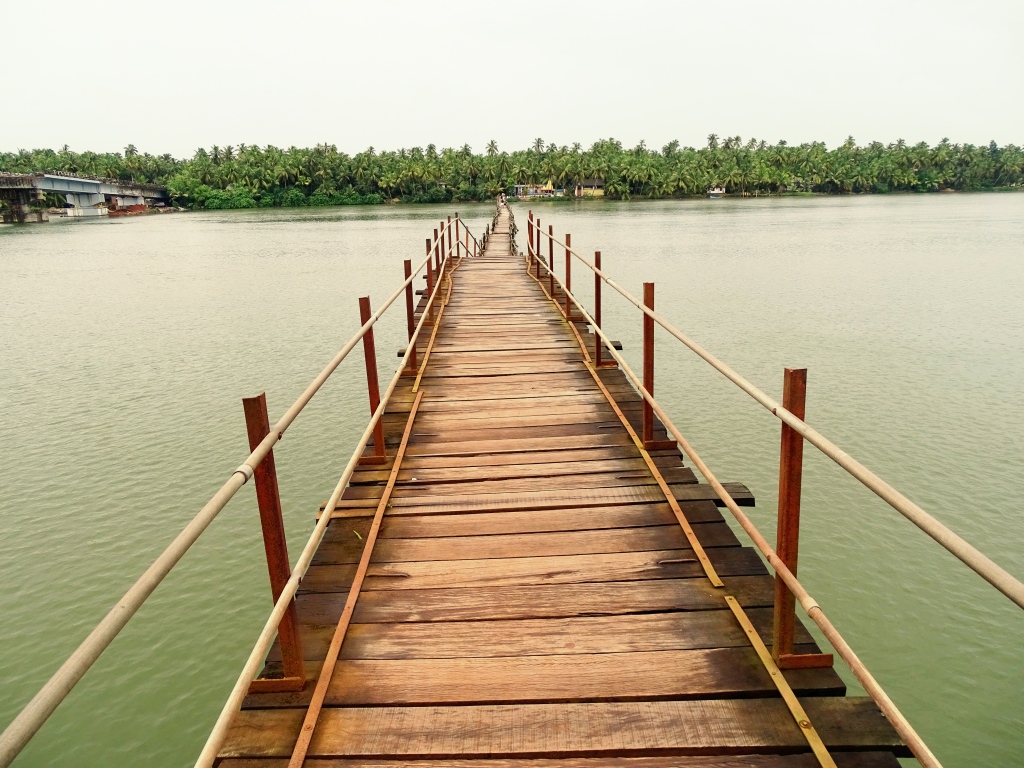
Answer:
[0,211,483,768]
[519,204,1024,768]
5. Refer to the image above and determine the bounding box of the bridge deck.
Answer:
[216,209,905,766]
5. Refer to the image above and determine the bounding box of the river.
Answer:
[1,195,1021,766]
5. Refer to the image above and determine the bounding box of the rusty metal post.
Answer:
[425,244,435,322]
[439,221,445,274]
[402,259,418,376]
[547,225,554,297]
[595,251,603,366]
[241,393,305,692]
[773,368,833,669]
[527,211,534,260]
[536,218,541,278]
[564,233,572,317]
[358,296,387,465]
[642,282,655,446]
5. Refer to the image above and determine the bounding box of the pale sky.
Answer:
[2,0,1021,158]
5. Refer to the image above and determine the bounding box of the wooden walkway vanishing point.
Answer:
[217,208,907,766]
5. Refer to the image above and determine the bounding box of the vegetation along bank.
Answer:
[2,135,1021,210]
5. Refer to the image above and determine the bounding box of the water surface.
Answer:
[1,195,1021,766]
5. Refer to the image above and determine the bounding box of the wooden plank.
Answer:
[397,446,649,469]
[219,698,907,758]
[301,547,767,593]
[374,501,725,537]
[331,482,752,516]
[312,524,740,566]
[265,607,818,662]
[298,575,776,624]
[244,647,845,708]
[338,606,813,658]
[350,456,668,485]
[402,433,636,458]
[342,468,697,499]
[220,754,902,768]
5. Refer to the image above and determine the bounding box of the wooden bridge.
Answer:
[8,200,1023,768]
[214,208,906,766]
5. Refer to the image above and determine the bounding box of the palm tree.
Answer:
[486,140,498,156]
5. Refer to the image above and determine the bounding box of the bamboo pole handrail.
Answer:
[194,238,457,768]
[527,239,941,768]
[0,215,480,768]
[527,221,1024,612]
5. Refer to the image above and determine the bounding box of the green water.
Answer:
[1,196,1021,766]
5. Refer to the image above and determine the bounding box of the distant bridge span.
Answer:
[0,172,169,222]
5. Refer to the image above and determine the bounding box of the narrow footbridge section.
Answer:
[215,208,906,766]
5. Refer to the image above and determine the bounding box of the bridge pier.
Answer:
[62,191,108,217]
[0,189,48,223]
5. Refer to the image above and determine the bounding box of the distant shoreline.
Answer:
[4,138,1022,213]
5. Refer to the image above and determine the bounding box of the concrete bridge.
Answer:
[0,172,170,223]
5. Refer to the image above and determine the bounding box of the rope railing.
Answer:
[0,215,478,768]
[519,209,940,767]
[526,217,1024,612]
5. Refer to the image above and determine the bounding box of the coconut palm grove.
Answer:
[2,135,1022,209]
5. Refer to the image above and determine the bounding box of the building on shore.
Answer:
[514,180,564,198]
[575,179,605,197]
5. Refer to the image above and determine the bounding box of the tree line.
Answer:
[2,136,1021,209]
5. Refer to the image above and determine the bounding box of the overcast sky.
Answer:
[2,0,1021,158]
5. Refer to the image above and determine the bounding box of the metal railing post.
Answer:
[594,251,605,367]
[241,393,305,692]
[527,211,535,273]
[358,296,387,465]
[564,233,572,318]
[426,248,435,322]
[642,282,655,447]
[547,225,554,297]
[438,221,445,274]
[773,368,833,669]
[403,258,419,376]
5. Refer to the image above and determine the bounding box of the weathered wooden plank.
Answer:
[219,698,907,758]
[375,501,724,537]
[245,647,845,708]
[343,605,812,656]
[331,482,752,516]
[397,446,649,469]
[301,547,767,593]
[278,607,815,661]
[350,456,673,485]
[297,575,776,625]
[402,433,636,458]
[220,754,902,768]
[342,468,697,499]
[313,524,740,566]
